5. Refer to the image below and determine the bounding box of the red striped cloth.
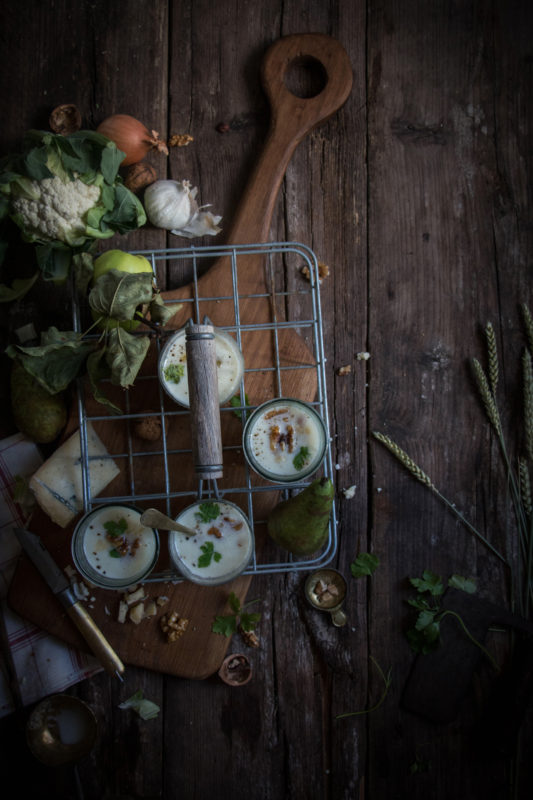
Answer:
[0,433,101,717]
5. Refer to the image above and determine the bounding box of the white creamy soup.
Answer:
[244,399,326,481]
[80,506,158,585]
[169,500,253,584]
[159,327,244,407]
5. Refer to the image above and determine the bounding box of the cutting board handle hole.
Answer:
[283,56,328,99]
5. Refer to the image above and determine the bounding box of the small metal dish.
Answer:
[26,694,97,766]
[304,568,348,626]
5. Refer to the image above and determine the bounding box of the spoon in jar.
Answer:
[140,508,197,536]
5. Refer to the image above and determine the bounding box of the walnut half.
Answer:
[160,611,189,643]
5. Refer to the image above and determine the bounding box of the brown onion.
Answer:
[96,114,169,166]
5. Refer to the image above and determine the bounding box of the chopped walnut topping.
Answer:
[264,407,289,420]
[168,133,194,147]
[208,525,222,539]
[269,423,294,453]
[223,516,243,531]
[160,611,189,643]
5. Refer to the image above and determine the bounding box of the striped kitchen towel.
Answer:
[0,432,101,717]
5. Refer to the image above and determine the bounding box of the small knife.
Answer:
[13,527,125,679]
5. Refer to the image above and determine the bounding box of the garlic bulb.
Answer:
[143,179,222,239]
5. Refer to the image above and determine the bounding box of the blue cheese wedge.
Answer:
[29,423,120,527]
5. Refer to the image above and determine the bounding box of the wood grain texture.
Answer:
[0,1,532,799]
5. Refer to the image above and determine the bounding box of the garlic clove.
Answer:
[171,210,222,239]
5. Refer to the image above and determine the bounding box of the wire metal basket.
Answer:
[73,242,337,580]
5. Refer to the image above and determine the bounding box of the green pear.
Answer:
[10,360,67,444]
[267,477,334,555]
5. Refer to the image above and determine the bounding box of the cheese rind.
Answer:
[29,423,120,527]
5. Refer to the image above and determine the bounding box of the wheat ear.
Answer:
[372,433,436,489]
[523,349,533,462]
[485,322,499,395]
[471,358,503,436]
[372,431,507,564]
[522,304,533,355]
[519,458,532,519]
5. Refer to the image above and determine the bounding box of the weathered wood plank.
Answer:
[367,0,532,797]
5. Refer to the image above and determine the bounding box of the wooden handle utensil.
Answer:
[185,319,223,480]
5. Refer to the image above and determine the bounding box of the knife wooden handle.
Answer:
[66,602,125,677]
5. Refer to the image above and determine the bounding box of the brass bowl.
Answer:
[304,568,348,626]
[26,694,97,766]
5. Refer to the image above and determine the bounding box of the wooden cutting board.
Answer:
[8,34,352,679]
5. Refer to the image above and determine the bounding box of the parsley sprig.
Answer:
[197,541,222,568]
[406,570,498,671]
[104,518,127,538]
[212,591,261,637]
[164,363,185,384]
[195,502,220,523]
[293,446,311,471]
[350,552,379,578]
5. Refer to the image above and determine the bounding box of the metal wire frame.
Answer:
[71,242,337,579]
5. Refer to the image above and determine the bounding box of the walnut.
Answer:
[133,414,169,441]
[168,133,194,147]
[123,162,157,194]
[160,611,189,643]
[208,526,222,539]
[239,626,259,648]
[269,423,294,452]
[49,104,81,135]
[301,261,330,283]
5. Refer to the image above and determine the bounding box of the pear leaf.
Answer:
[105,327,150,388]
[148,294,182,326]
[6,328,94,394]
[89,269,153,322]
[86,348,123,414]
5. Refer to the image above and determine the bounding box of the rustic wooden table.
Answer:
[0,1,532,798]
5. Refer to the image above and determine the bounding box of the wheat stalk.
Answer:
[522,304,533,355]
[372,431,506,563]
[372,433,435,489]
[523,349,533,463]
[519,459,532,519]
[485,322,499,395]
[471,358,502,436]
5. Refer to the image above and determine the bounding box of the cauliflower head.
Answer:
[11,175,101,247]
[0,129,146,282]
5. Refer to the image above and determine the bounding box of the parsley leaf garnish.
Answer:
[212,591,261,637]
[164,363,185,384]
[229,393,250,419]
[104,518,127,539]
[350,552,379,578]
[197,541,222,568]
[109,548,122,558]
[195,502,220,523]
[293,446,311,471]
[405,571,498,670]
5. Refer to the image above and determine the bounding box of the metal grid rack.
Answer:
[73,242,337,579]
